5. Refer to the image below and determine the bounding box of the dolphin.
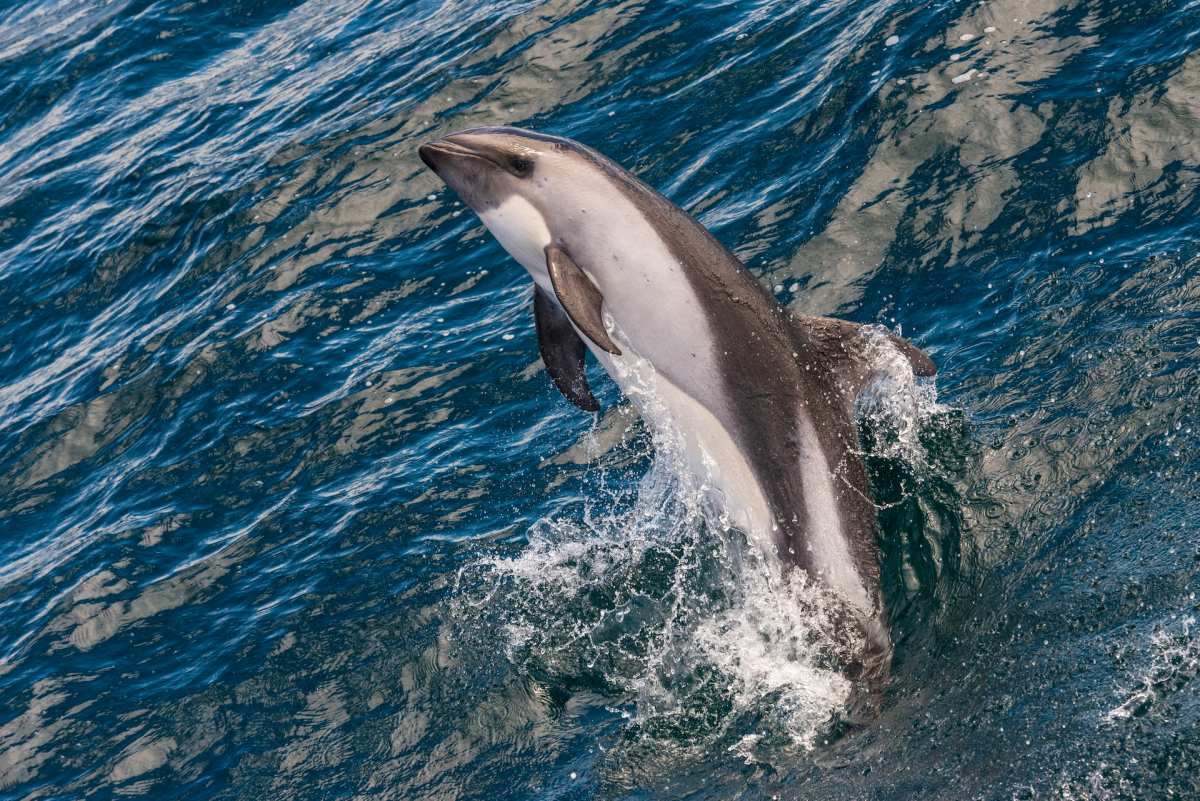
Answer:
[419,127,936,689]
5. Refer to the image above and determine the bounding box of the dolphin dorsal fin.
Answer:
[789,314,936,405]
[544,244,622,355]
[533,287,600,412]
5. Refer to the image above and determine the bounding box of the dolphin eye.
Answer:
[508,155,533,177]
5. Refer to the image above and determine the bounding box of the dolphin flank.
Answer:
[419,126,936,693]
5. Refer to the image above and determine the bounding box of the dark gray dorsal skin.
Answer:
[419,126,937,688]
[533,287,599,413]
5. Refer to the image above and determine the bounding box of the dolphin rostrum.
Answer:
[419,127,936,689]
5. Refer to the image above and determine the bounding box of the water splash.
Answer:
[458,330,946,753]
[855,325,948,467]
[693,568,861,749]
[461,452,859,752]
[1105,615,1199,723]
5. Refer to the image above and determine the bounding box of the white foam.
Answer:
[1105,615,1198,722]
[695,568,858,747]
[855,325,946,466]
[465,439,858,749]
[1058,765,1135,801]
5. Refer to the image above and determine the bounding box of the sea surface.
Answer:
[2,0,1199,799]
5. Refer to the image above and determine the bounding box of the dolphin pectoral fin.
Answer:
[544,244,622,355]
[534,287,600,413]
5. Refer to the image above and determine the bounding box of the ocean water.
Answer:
[2,0,1199,798]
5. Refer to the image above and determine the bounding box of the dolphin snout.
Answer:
[422,138,463,173]
[418,135,487,176]
[418,142,438,172]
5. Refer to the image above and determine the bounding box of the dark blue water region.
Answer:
[1,0,1199,799]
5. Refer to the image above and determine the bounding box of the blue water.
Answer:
[2,0,1199,798]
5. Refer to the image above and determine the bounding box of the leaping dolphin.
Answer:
[419,127,936,690]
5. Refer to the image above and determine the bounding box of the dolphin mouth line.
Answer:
[419,139,495,171]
